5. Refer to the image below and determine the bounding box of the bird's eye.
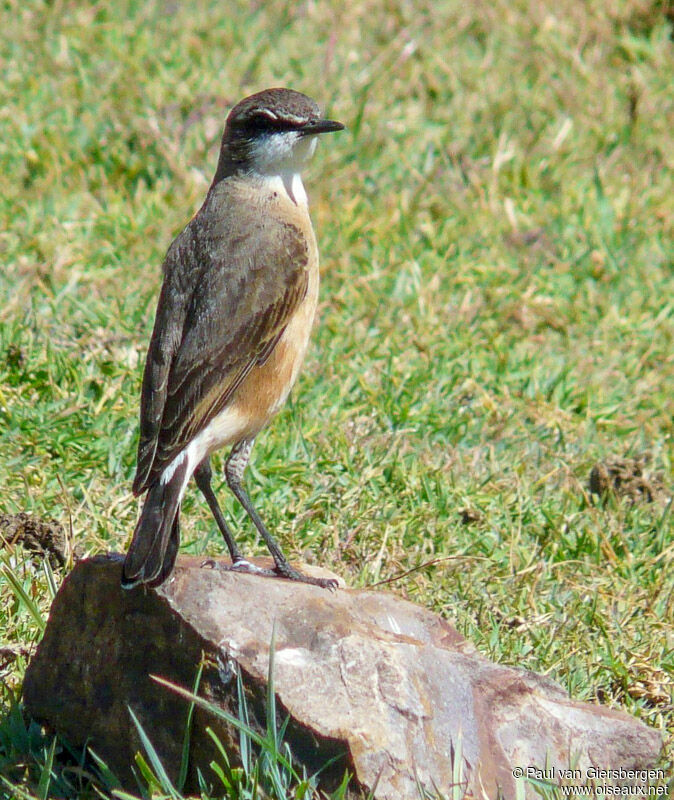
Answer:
[245,113,296,132]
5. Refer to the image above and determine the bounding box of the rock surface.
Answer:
[23,555,662,799]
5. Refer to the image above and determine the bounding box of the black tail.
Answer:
[122,459,187,589]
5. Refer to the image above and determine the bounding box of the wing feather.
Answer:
[133,182,309,494]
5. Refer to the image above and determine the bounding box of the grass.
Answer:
[1,0,672,795]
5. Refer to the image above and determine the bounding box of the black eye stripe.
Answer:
[234,113,305,133]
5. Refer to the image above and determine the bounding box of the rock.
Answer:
[23,555,662,799]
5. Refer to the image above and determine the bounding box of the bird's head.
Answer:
[216,88,343,179]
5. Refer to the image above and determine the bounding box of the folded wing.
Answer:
[133,194,309,495]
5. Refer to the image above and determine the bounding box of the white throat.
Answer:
[284,172,308,206]
[258,172,308,207]
[249,131,317,206]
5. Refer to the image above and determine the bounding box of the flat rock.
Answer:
[23,555,662,798]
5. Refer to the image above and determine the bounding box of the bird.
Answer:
[121,88,344,591]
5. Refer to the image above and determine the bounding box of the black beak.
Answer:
[300,119,345,136]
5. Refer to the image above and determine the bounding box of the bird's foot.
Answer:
[200,557,338,590]
[201,557,277,577]
[272,562,339,591]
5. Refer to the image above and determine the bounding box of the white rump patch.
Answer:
[159,406,249,499]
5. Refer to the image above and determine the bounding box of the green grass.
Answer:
[1,0,672,796]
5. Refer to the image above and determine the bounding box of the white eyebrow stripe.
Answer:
[251,108,311,126]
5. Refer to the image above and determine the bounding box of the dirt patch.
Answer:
[588,456,667,504]
[0,512,69,569]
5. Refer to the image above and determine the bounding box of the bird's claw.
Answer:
[200,557,339,590]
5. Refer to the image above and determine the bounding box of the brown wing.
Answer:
[133,186,309,494]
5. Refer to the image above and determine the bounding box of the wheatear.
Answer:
[122,88,343,590]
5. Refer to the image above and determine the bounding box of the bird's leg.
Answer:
[194,454,294,579]
[194,458,244,563]
[225,439,337,590]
